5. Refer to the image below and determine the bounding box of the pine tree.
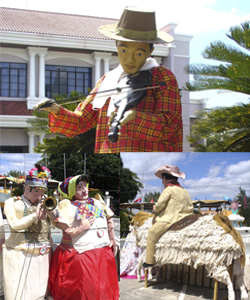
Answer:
[185,22,250,151]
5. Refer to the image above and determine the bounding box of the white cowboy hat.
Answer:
[98,7,174,44]
[155,165,185,179]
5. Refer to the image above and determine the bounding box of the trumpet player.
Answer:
[2,175,54,300]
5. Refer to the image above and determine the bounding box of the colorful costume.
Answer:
[120,230,144,279]
[0,209,5,296]
[146,183,193,265]
[48,66,182,153]
[49,198,119,300]
[3,195,51,300]
[49,174,119,300]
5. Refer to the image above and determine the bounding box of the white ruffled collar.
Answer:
[92,58,158,115]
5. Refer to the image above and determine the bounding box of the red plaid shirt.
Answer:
[49,66,183,152]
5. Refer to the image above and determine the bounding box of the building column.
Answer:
[92,53,101,85]
[102,53,112,74]
[38,133,46,144]
[28,131,36,153]
[37,48,48,99]
[27,48,37,101]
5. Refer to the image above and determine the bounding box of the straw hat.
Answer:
[98,7,174,44]
[155,165,185,179]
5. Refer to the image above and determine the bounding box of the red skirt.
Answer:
[49,245,119,300]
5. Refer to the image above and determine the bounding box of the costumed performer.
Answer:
[120,224,144,279]
[49,174,119,300]
[2,175,53,300]
[143,165,193,268]
[34,7,182,153]
[0,208,5,297]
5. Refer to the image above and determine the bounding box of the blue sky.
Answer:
[121,152,250,201]
[0,153,43,176]
[1,0,250,108]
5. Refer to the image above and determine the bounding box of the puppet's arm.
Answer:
[57,218,95,237]
[107,217,117,256]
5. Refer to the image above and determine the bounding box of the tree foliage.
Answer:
[143,191,161,202]
[185,21,250,94]
[42,153,142,204]
[45,153,120,198]
[236,187,250,226]
[120,209,133,238]
[185,21,250,151]
[120,167,143,203]
[4,170,25,177]
[35,129,96,153]
[188,103,250,151]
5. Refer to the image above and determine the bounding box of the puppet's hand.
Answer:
[0,238,5,252]
[81,218,95,230]
[119,110,136,126]
[108,111,116,128]
[109,238,118,256]
[108,110,136,128]
[107,218,117,256]
[36,202,47,220]
[33,98,60,114]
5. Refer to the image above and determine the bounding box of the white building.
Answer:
[0,7,194,152]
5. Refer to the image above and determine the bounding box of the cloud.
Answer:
[185,160,250,199]
[121,153,250,201]
[121,152,186,182]
[0,154,43,175]
[224,160,250,177]
[207,164,223,177]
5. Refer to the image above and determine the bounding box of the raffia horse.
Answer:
[133,211,248,300]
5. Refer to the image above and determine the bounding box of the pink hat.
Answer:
[155,165,185,179]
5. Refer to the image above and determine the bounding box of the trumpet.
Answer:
[42,196,57,211]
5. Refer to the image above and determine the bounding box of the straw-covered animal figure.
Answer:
[132,211,248,300]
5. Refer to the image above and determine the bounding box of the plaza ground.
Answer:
[119,277,249,300]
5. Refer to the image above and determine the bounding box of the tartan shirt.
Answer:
[49,66,183,152]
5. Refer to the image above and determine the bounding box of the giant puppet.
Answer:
[132,165,248,300]
[0,207,5,297]
[2,175,52,300]
[143,165,193,268]
[34,7,183,153]
[49,174,119,300]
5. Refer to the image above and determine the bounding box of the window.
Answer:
[45,65,92,98]
[0,145,29,153]
[0,62,27,97]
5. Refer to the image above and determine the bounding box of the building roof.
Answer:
[0,101,33,116]
[0,7,117,40]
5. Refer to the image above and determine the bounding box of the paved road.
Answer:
[119,277,249,300]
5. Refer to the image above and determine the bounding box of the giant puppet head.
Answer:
[98,7,174,75]
[23,175,48,205]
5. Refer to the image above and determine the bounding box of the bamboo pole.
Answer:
[213,280,218,300]
[145,269,148,288]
